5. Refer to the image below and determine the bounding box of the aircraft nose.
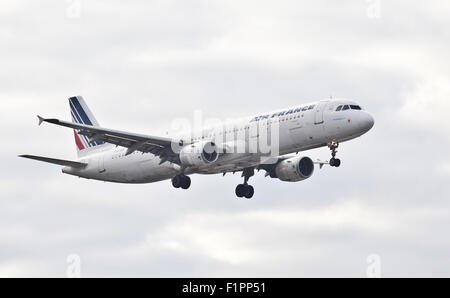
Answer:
[359,112,375,132]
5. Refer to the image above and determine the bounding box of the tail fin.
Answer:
[69,96,110,157]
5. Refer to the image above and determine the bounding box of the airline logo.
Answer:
[250,104,316,122]
[69,97,104,150]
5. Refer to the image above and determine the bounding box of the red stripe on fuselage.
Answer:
[74,130,85,150]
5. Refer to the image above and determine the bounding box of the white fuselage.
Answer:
[62,99,374,183]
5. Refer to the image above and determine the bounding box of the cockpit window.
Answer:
[308,105,315,110]
[336,105,343,111]
[350,105,362,110]
[342,105,350,110]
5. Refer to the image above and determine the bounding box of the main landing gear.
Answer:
[235,168,255,199]
[328,140,341,167]
[172,174,191,189]
[236,184,254,199]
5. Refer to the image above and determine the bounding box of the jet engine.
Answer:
[270,156,314,182]
[179,141,219,167]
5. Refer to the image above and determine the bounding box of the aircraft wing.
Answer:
[38,116,181,163]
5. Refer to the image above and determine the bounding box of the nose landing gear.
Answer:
[328,140,341,167]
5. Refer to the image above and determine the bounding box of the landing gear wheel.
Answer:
[330,158,336,167]
[235,184,254,199]
[330,158,341,167]
[235,184,246,198]
[330,158,341,168]
[334,159,341,167]
[172,175,182,188]
[244,185,254,199]
[172,175,191,189]
[181,176,191,189]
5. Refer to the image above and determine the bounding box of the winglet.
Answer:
[37,115,45,126]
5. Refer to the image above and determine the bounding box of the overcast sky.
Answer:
[1,0,450,277]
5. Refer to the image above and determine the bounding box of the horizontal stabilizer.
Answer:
[19,155,87,168]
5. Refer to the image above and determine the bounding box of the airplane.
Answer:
[20,96,374,199]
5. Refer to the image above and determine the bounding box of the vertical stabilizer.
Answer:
[69,96,110,157]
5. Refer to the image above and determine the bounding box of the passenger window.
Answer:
[336,105,343,111]
[342,105,350,110]
[302,106,308,111]
[350,105,361,110]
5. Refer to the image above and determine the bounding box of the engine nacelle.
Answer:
[273,156,314,182]
[179,141,219,167]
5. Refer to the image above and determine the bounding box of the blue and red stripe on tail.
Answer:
[69,96,108,156]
